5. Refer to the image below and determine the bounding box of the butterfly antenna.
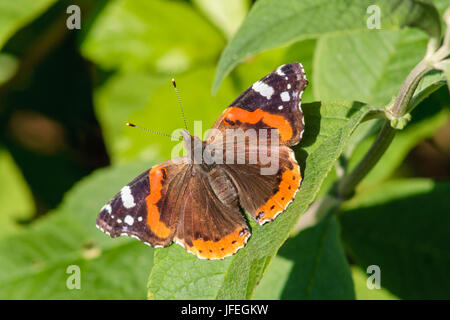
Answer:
[171,78,188,131]
[126,122,180,140]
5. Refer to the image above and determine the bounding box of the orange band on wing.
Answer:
[257,163,301,224]
[223,107,293,142]
[186,227,250,260]
[146,165,172,239]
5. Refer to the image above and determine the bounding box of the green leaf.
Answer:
[253,215,354,300]
[0,0,56,49]
[314,29,428,106]
[351,266,399,300]
[0,53,18,85]
[81,0,224,73]
[93,71,166,164]
[148,101,376,299]
[435,60,450,93]
[94,66,238,164]
[193,0,249,39]
[0,162,155,299]
[339,179,450,299]
[0,148,34,237]
[410,71,447,109]
[213,0,441,92]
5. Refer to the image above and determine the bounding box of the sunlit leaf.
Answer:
[253,215,354,299]
[0,148,34,237]
[314,29,428,106]
[351,266,399,300]
[0,0,56,49]
[94,66,238,164]
[213,0,441,92]
[81,0,224,73]
[193,0,249,39]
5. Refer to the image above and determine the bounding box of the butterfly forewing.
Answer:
[96,158,189,247]
[209,62,308,146]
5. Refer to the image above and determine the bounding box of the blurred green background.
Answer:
[0,0,449,299]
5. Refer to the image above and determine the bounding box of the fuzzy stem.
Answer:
[335,59,433,198]
[308,7,450,219]
[335,121,396,199]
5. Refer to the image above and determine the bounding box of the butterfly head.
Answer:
[180,129,205,163]
[179,129,191,142]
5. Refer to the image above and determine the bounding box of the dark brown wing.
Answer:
[222,145,301,225]
[208,63,308,146]
[174,166,251,260]
[96,157,190,247]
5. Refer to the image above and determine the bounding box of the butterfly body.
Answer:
[97,63,308,259]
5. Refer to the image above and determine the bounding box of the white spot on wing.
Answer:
[102,204,112,214]
[278,105,283,110]
[174,238,186,249]
[138,216,143,222]
[120,186,136,208]
[299,63,307,80]
[298,95,303,111]
[280,91,290,102]
[276,65,285,76]
[124,215,134,226]
[252,81,274,99]
[287,84,291,89]
[299,63,304,72]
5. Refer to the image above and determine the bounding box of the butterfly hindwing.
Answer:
[174,166,251,259]
[222,145,301,225]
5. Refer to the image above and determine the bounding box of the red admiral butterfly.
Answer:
[97,63,308,259]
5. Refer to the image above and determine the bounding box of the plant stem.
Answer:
[336,120,395,199]
[307,7,450,219]
[335,55,433,199]
[392,60,434,115]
